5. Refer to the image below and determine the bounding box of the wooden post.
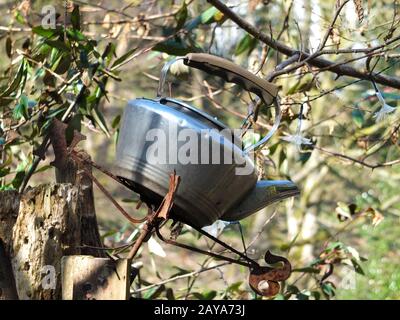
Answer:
[61,256,130,300]
[9,183,81,299]
[0,240,18,300]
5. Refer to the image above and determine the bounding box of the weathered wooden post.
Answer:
[0,184,81,299]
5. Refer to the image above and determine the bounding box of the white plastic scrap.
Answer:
[281,112,312,151]
[147,236,166,257]
[281,133,312,148]
[373,90,396,122]
[202,220,230,237]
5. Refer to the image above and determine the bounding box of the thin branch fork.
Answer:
[313,145,400,169]
[207,0,400,89]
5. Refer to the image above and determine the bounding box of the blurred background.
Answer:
[0,0,399,299]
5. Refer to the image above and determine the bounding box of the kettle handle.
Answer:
[157,53,281,153]
[183,53,278,105]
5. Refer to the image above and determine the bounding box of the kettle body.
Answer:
[114,54,299,227]
[115,97,260,227]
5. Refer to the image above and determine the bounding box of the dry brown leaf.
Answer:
[18,0,31,16]
[365,207,384,227]
[248,0,262,11]
[102,13,111,29]
[157,172,181,220]
[331,27,341,50]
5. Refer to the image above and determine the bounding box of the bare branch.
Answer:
[207,0,400,89]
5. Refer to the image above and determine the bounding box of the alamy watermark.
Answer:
[41,265,56,290]
[144,125,256,176]
[41,5,56,29]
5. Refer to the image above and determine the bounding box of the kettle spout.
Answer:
[221,180,300,222]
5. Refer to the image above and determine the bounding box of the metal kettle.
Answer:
[114,53,299,227]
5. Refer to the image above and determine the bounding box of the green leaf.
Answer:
[1,60,27,98]
[298,150,312,164]
[192,291,217,300]
[111,114,121,129]
[226,281,242,293]
[102,43,116,66]
[91,105,110,137]
[32,26,61,38]
[71,5,81,30]
[311,291,321,300]
[286,284,300,294]
[321,282,336,298]
[242,131,260,149]
[111,47,137,70]
[324,241,344,252]
[351,258,365,275]
[54,54,71,74]
[6,37,12,58]
[352,108,364,128]
[268,143,279,155]
[184,7,222,31]
[202,290,217,300]
[67,28,87,42]
[296,292,310,300]
[143,285,165,299]
[153,38,201,56]
[175,2,188,30]
[278,148,286,167]
[11,170,25,189]
[287,74,314,95]
[44,39,70,52]
[201,7,219,24]
[166,288,175,300]
[15,11,26,25]
[286,82,301,95]
[0,167,10,178]
[79,50,90,68]
[13,94,29,120]
[235,34,257,56]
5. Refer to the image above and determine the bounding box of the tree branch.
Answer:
[207,0,400,89]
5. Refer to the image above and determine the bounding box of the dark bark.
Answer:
[0,239,18,300]
[55,152,106,258]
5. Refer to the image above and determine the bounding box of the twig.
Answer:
[207,0,400,89]
[247,210,277,249]
[131,262,230,294]
[19,85,86,193]
[313,145,400,169]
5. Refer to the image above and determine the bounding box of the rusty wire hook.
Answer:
[70,151,148,224]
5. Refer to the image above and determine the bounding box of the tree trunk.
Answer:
[0,239,18,300]
[0,190,20,300]
[0,149,117,299]
[55,152,106,258]
[10,183,81,299]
